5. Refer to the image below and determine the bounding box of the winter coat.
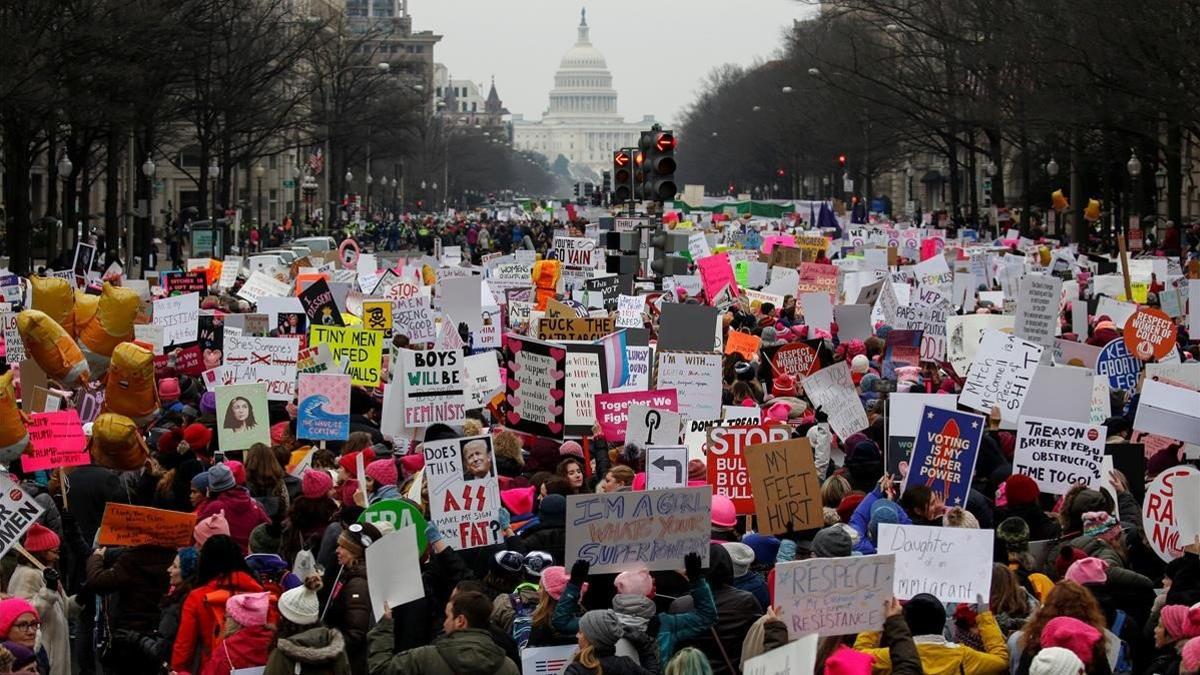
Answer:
[993,502,1062,542]
[1045,533,1126,579]
[196,487,271,553]
[563,653,656,675]
[325,565,372,675]
[850,489,913,554]
[491,584,540,638]
[199,625,274,675]
[170,571,264,673]
[669,577,761,675]
[731,572,770,611]
[65,464,130,544]
[368,618,520,675]
[263,627,351,675]
[514,522,566,564]
[8,565,70,675]
[856,610,1009,675]
[84,545,175,632]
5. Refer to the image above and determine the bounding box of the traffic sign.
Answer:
[645,445,688,490]
[282,179,296,189]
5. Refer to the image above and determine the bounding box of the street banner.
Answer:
[1014,416,1106,494]
[745,438,822,534]
[773,555,895,637]
[564,486,711,573]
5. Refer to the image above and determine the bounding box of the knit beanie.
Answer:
[742,533,780,565]
[996,516,1031,552]
[1041,616,1102,665]
[0,598,38,638]
[399,452,425,478]
[1182,636,1200,673]
[500,486,536,516]
[194,511,230,546]
[1030,647,1085,675]
[771,373,797,397]
[200,391,217,416]
[1161,605,1200,641]
[191,471,211,494]
[614,567,654,598]
[1064,557,1109,586]
[868,499,903,541]
[825,645,875,675]
[183,423,212,452]
[176,546,199,581]
[365,458,398,487]
[943,506,979,528]
[1081,511,1121,542]
[836,493,866,525]
[903,593,946,636]
[207,463,236,493]
[226,591,271,628]
[540,566,570,600]
[22,523,60,552]
[812,525,853,558]
[337,449,376,478]
[851,354,870,374]
[301,468,333,499]
[278,576,323,625]
[578,610,624,655]
[337,522,382,562]
[723,542,755,577]
[158,378,181,404]
[559,440,583,458]
[1005,474,1040,507]
[225,460,246,486]
[687,459,706,483]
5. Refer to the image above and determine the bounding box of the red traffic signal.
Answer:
[837,154,847,166]
[653,132,675,152]
[777,168,786,177]
[613,151,630,168]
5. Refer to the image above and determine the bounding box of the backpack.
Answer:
[1110,610,1133,675]
[509,586,537,649]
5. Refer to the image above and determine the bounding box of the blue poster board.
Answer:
[905,406,985,507]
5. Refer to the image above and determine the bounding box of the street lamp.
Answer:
[58,155,73,177]
[345,170,353,183]
[807,68,821,77]
[141,156,156,274]
[376,62,391,73]
[781,85,794,93]
[905,160,915,217]
[57,155,73,252]
[1045,156,1059,177]
[752,105,761,112]
[254,163,265,227]
[1126,149,1141,177]
[208,159,220,220]
[985,160,997,177]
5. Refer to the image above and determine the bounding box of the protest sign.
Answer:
[299,278,344,327]
[772,341,823,379]
[877,523,993,603]
[215,383,271,451]
[773,555,895,637]
[594,389,679,441]
[97,504,196,548]
[237,270,291,305]
[396,349,466,428]
[359,499,429,551]
[724,331,761,360]
[1014,416,1106,494]
[297,373,351,441]
[463,352,502,409]
[22,410,89,472]
[945,314,1014,374]
[153,292,199,347]
[902,407,984,507]
[697,253,739,303]
[520,646,577,675]
[361,300,392,334]
[742,634,819,675]
[223,336,300,401]
[657,303,720,352]
[645,445,688,490]
[1144,465,1199,561]
[1014,274,1063,356]
[620,345,652,391]
[616,294,645,329]
[883,329,922,380]
[553,236,597,268]
[707,424,792,513]
[1,312,24,366]
[625,404,682,448]
[537,315,615,341]
[365,525,425,620]
[804,362,869,439]
[504,334,568,438]
[1134,379,1200,446]
[0,474,43,557]
[745,438,822,534]
[958,329,1043,425]
[1172,471,1200,550]
[296,343,336,375]
[1124,306,1177,361]
[1018,364,1093,424]
[309,326,383,386]
[886,393,959,473]
[218,256,242,290]
[424,435,501,549]
[163,270,207,296]
[1096,338,1144,391]
[564,486,711,573]
[564,344,607,436]
[655,351,722,421]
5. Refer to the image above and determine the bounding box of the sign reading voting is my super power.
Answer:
[903,406,983,507]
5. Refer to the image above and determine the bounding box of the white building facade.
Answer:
[512,9,655,179]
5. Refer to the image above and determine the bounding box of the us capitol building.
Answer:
[511,8,658,180]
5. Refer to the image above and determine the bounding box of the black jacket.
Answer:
[66,464,131,544]
[514,522,566,565]
[668,544,762,675]
[85,545,176,631]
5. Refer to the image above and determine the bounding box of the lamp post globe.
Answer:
[58,156,73,176]
[1046,157,1059,177]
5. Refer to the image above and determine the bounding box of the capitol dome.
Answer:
[545,8,620,119]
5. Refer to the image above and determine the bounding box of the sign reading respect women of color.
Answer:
[564,486,712,573]
[424,435,501,549]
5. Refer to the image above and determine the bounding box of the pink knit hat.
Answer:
[270,421,291,445]
[365,458,398,487]
[1160,605,1200,641]
[226,591,271,628]
[300,469,333,500]
[399,452,425,478]
[1182,636,1200,673]
[1041,616,1103,665]
[559,441,583,458]
[540,566,573,600]
[614,567,654,598]
[0,597,38,638]
[1064,557,1109,586]
[194,510,231,546]
[825,645,875,675]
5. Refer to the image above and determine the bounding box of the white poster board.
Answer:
[876,523,993,603]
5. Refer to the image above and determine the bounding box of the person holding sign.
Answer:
[9,524,69,675]
[854,593,1009,674]
[326,522,381,675]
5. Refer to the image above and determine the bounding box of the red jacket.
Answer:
[171,571,264,673]
[199,624,274,675]
[197,488,271,553]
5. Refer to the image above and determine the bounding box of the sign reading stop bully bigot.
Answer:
[706,424,792,514]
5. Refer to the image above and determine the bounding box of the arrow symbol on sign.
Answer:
[652,455,682,484]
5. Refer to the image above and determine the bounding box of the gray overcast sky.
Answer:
[415,0,811,126]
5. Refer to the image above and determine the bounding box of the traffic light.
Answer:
[649,228,690,276]
[612,150,632,203]
[634,133,652,200]
[777,168,786,178]
[644,129,677,202]
[573,182,580,198]
[601,170,611,196]
[837,154,847,167]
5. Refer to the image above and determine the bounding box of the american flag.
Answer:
[308,149,324,175]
